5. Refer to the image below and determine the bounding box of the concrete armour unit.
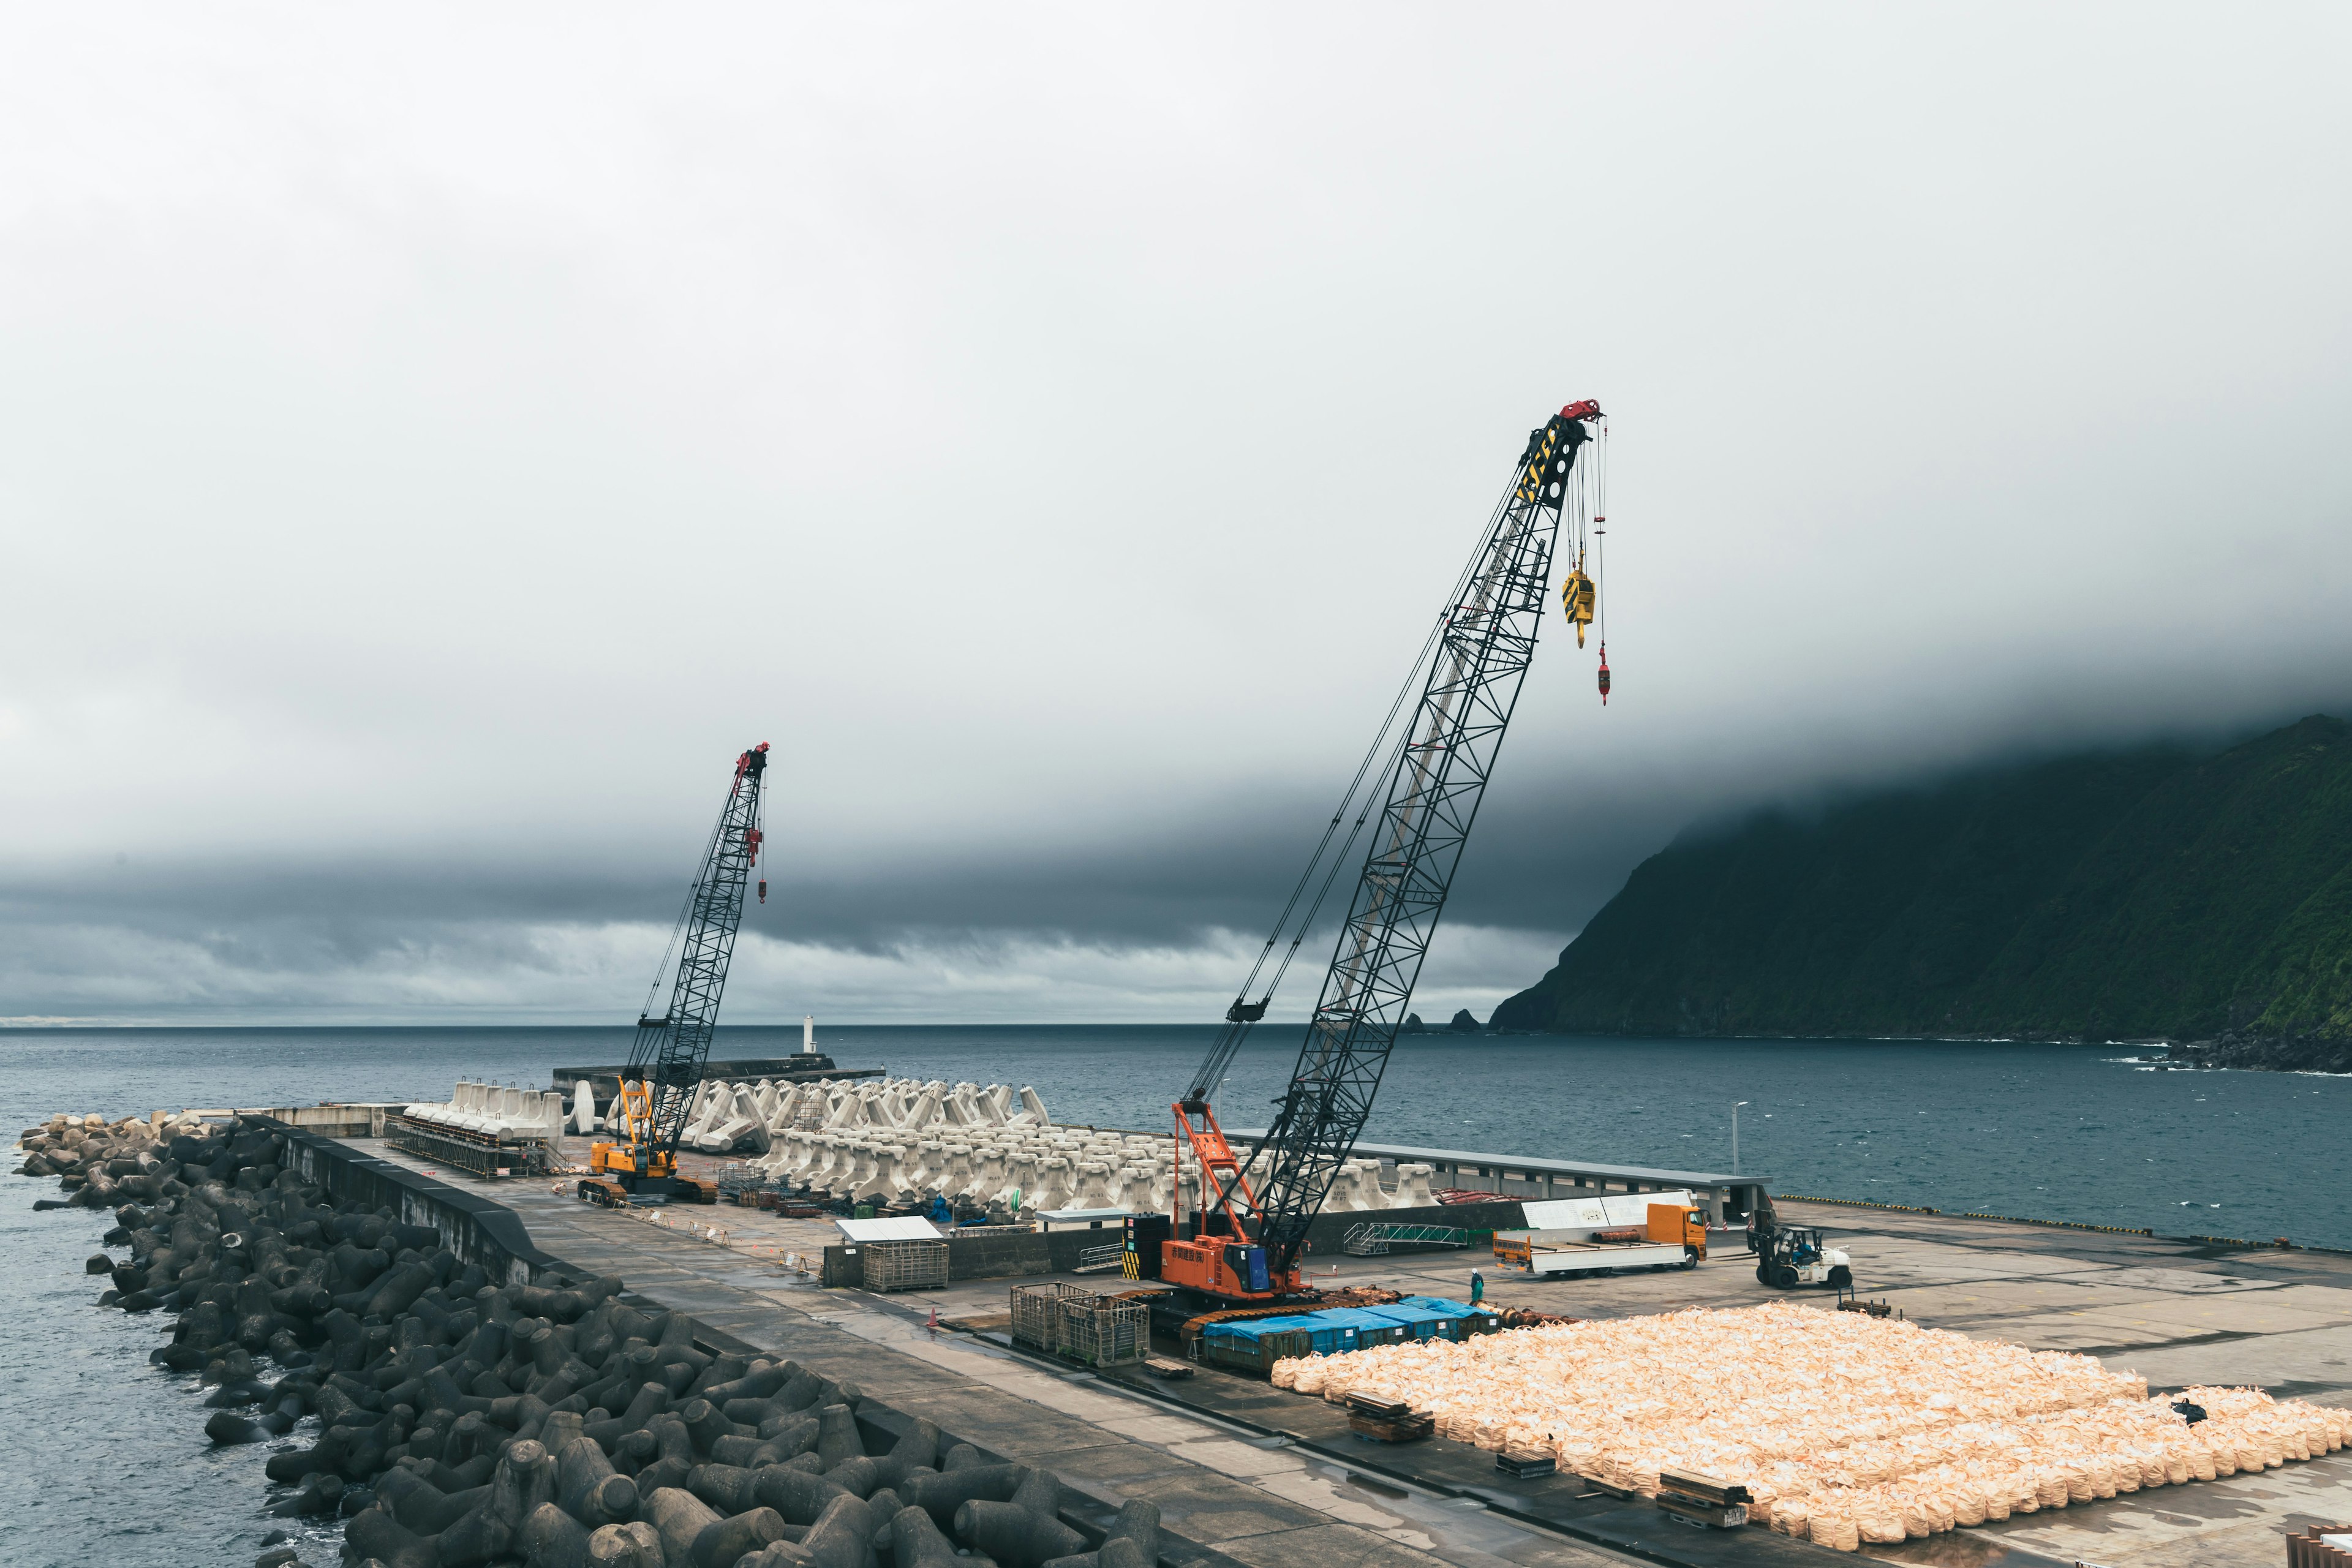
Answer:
[1326,1160,1385,1212]
[1001,1150,1040,1212]
[780,1131,815,1180]
[813,1134,851,1196]
[870,1143,916,1204]
[1390,1162,1438,1208]
[809,1136,848,1198]
[824,1137,863,1198]
[1071,1160,1114,1210]
[835,1135,871,1196]
[927,1138,956,1193]
[973,1146,1009,1204]
[937,1142,975,1201]
[1103,1164,1150,1213]
[1028,1156,1069,1215]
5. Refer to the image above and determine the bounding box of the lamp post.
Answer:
[1733,1102,1749,1177]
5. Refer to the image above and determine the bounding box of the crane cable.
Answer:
[635,794,734,1030]
[1593,420,1608,644]
[1185,644,1430,1101]
[1185,470,1529,1103]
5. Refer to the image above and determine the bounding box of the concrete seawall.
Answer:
[259,1119,1264,1568]
[271,1118,560,1287]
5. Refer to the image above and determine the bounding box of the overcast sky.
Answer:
[3,6,2348,1027]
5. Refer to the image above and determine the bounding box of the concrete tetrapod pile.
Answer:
[1272,1300,2348,1553]
[15,1112,1163,1568]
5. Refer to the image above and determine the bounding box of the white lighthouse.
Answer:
[802,1014,816,1054]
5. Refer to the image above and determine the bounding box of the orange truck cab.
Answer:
[1648,1202,1709,1260]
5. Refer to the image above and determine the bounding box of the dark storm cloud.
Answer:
[2,6,2348,1022]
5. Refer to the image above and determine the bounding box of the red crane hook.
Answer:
[1597,643,1611,706]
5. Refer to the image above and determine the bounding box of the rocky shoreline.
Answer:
[15,1109,1159,1568]
[2163,1032,2352,1075]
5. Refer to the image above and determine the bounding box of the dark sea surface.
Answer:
[6,1024,2348,1566]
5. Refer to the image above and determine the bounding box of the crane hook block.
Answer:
[758,878,768,904]
[1561,568,1596,647]
[1597,644,1612,706]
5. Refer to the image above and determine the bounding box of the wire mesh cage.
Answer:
[1009,1283,1150,1366]
[859,1238,949,1292]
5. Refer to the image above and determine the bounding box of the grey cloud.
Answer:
[1,7,2348,1022]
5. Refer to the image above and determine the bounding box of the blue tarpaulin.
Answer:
[1356,1302,1455,1340]
[1309,1306,1415,1346]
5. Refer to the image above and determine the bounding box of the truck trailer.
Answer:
[1493,1191,1708,1278]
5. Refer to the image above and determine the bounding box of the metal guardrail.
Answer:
[1343,1221,1471,1256]
[1072,1242,1126,1273]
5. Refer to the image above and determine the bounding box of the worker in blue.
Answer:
[1469,1268,1485,1305]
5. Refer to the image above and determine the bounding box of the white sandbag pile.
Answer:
[1270,1300,2346,1552]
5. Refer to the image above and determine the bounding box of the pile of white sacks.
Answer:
[398,1080,568,1145]
[1271,1301,2350,1553]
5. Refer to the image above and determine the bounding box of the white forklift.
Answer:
[1746,1193,1853,1291]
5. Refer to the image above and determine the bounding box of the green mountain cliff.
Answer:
[1489,715,2352,1050]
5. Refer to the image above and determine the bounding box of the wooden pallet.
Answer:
[1342,1392,1433,1443]
[1656,1466,1751,1529]
[1348,1411,1434,1443]
[1654,1493,1749,1529]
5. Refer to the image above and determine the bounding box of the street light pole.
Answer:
[1733,1101,1749,1177]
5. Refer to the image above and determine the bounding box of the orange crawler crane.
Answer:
[1160,401,1608,1306]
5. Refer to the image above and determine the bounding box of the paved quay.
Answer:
[356,1139,1643,1568]
[358,1141,2352,1568]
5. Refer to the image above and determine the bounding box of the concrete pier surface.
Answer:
[353,1138,2352,1568]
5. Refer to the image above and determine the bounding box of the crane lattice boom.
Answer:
[1172,402,1602,1291]
[600,742,769,1192]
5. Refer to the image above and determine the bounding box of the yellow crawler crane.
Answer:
[582,1081,667,1205]
[576,742,771,1207]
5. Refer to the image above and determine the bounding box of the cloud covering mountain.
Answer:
[3,6,2348,1023]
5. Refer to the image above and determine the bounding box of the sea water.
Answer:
[4,1025,2346,1566]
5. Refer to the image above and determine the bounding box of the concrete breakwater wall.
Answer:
[13,1111,1181,1568]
